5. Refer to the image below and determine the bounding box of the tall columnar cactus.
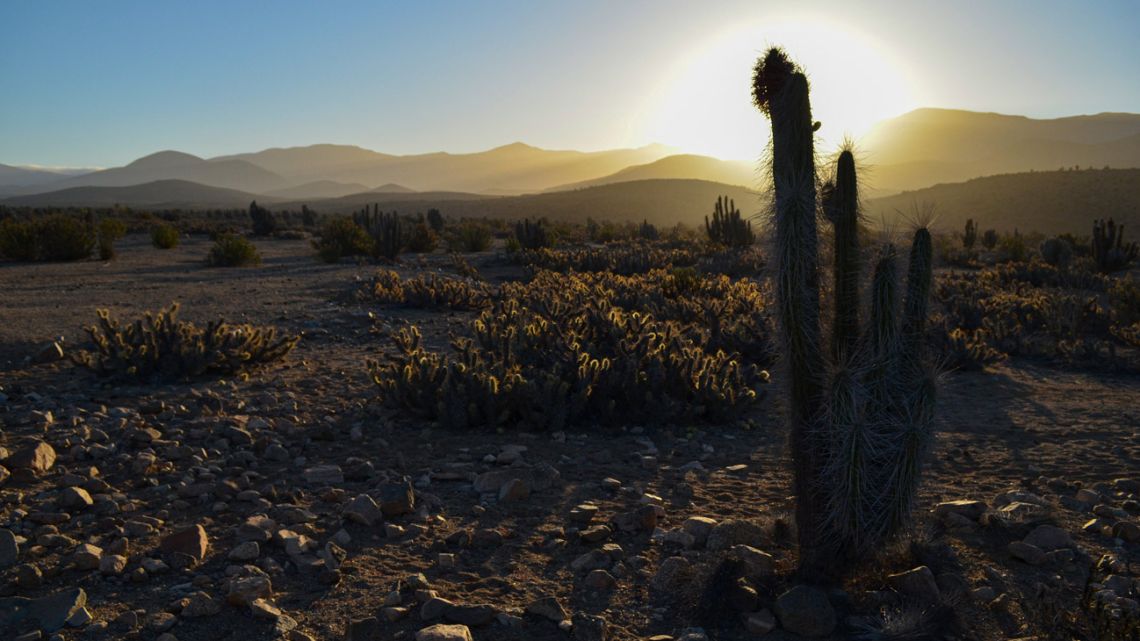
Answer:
[353,205,403,261]
[515,218,552,250]
[753,48,937,577]
[249,200,277,236]
[962,218,977,249]
[705,196,755,248]
[1091,218,1138,273]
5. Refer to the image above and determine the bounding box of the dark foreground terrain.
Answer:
[1,236,1139,641]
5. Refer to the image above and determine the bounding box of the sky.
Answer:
[2,0,1138,168]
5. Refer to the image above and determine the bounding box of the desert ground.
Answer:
[1,234,1139,641]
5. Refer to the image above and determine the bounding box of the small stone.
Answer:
[379,479,415,516]
[774,585,836,638]
[226,574,273,607]
[444,603,497,627]
[345,617,380,641]
[744,609,777,634]
[99,554,128,575]
[416,623,473,641]
[0,528,19,568]
[1008,541,1047,565]
[59,487,94,509]
[181,591,221,617]
[526,596,568,622]
[887,566,941,602]
[933,500,987,521]
[583,569,617,591]
[250,598,282,620]
[149,612,177,631]
[343,494,382,526]
[1112,521,1140,543]
[572,613,608,641]
[25,587,87,632]
[730,544,774,577]
[7,440,56,475]
[681,516,717,548]
[498,478,530,502]
[1023,525,1073,551]
[568,504,599,524]
[651,556,692,593]
[706,519,765,551]
[303,465,344,485]
[571,549,611,572]
[579,525,611,543]
[229,541,260,561]
[160,524,209,562]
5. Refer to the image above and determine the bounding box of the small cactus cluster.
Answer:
[1039,237,1074,267]
[514,218,553,250]
[705,196,755,248]
[73,303,299,380]
[369,268,772,431]
[753,47,937,574]
[1092,218,1138,273]
[360,270,491,311]
[353,205,403,261]
[638,219,660,241]
[962,218,977,249]
[249,201,277,236]
[982,229,999,250]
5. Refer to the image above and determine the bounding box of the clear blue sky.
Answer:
[2,0,1137,167]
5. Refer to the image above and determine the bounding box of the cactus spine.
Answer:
[753,48,937,577]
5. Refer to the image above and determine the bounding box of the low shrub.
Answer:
[313,217,372,263]
[73,303,299,380]
[208,234,261,267]
[447,221,493,253]
[406,222,439,253]
[97,218,127,260]
[0,218,39,261]
[0,215,96,262]
[151,224,180,249]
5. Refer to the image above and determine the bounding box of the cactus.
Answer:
[1091,218,1138,273]
[249,201,277,236]
[1040,237,1073,267]
[982,229,999,250]
[638,219,660,241]
[962,218,977,249]
[705,196,755,248]
[753,48,937,576]
[514,217,552,250]
[353,205,403,261]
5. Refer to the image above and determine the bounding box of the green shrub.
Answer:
[151,224,180,249]
[997,231,1030,263]
[97,219,127,260]
[1109,275,1140,327]
[73,303,299,380]
[448,221,493,252]
[0,218,39,261]
[313,217,372,263]
[35,215,96,261]
[406,222,439,253]
[208,234,261,267]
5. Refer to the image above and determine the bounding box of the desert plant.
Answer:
[208,234,261,267]
[32,215,97,261]
[313,217,372,263]
[0,218,40,261]
[962,218,977,249]
[151,224,180,249]
[1091,218,1138,273]
[249,201,277,236]
[73,303,298,380]
[301,205,319,228]
[97,218,127,260]
[353,206,402,260]
[753,47,937,577]
[705,196,755,248]
[981,229,999,250]
[426,208,445,233]
[1040,237,1073,268]
[406,222,439,253]
[449,253,482,280]
[360,270,491,311]
[998,229,1030,263]
[638,219,660,241]
[448,221,493,252]
[514,217,553,250]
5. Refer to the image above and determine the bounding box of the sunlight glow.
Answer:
[642,18,919,161]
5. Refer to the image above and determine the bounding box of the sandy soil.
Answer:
[1,234,1138,641]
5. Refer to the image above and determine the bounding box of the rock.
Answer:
[181,591,221,617]
[149,611,178,631]
[774,585,836,638]
[1008,541,1047,565]
[416,623,473,641]
[526,596,568,622]
[569,504,599,524]
[250,598,282,620]
[0,529,18,568]
[572,613,608,641]
[379,479,415,517]
[498,478,530,502]
[160,524,209,563]
[444,603,497,627]
[59,487,93,509]
[580,525,612,543]
[345,617,380,641]
[571,549,611,572]
[236,515,276,542]
[681,516,717,548]
[1112,521,1140,543]
[651,556,693,593]
[343,494,382,526]
[0,465,9,486]
[887,566,941,602]
[706,519,765,551]
[1023,525,1073,550]
[6,440,56,476]
[0,588,87,633]
[226,574,273,607]
[99,554,127,575]
[730,544,775,577]
[933,500,987,521]
[728,577,760,611]
[229,541,260,561]
[744,609,777,634]
[421,597,454,621]
[303,465,344,485]
[583,569,617,591]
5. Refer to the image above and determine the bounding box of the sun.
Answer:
[641,18,918,161]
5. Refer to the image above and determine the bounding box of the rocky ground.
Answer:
[1,235,1139,641]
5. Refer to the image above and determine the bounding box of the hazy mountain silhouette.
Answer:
[0,163,94,194]
[546,154,757,192]
[372,183,416,194]
[263,180,372,199]
[1,179,268,208]
[866,167,1140,235]
[863,109,1140,192]
[31,151,288,194]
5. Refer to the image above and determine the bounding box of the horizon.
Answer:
[3,0,1139,168]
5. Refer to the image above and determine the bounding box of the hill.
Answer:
[279,179,758,228]
[32,151,289,194]
[1,179,269,209]
[863,109,1140,192]
[547,154,757,192]
[865,168,1140,236]
[263,180,372,199]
